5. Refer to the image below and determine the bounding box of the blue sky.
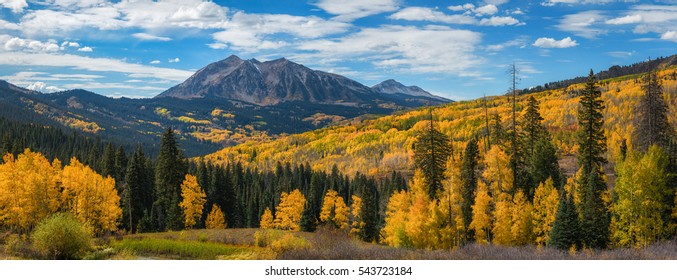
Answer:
[1,0,677,100]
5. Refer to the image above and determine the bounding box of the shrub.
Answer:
[31,213,93,260]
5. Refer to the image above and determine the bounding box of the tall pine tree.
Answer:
[576,70,609,249]
[635,72,672,153]
[413,109,452,199]
[460,137,479,241]
[153,128,186,231]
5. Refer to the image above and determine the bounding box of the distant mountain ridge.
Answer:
[522,54,677,94]
[157,55,448,106]
[372,79,450,102]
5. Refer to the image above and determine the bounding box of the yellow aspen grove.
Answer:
[61,158,121,234]
[205,204,226,229]
[0,150,61,232]
[511,190,535,245]
[380,189,411,247]
[273,189,306,231]
[405,170,432,248]
[319,189,349,229]
[440,157,465,247]
[483,146,513,194]
[533,178,559,246]
[260,207,274,229]
[492,192,514,245]
[179,174,206,229]
[469,181,492,244]
[350,195,364,237]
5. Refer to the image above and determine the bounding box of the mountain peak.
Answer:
[372,79,449,102]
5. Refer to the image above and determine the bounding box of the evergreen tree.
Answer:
[114,146,128,182]
[100,143,116,178]
[359,175,380,242]
[413,110,452,199]
[122,148,147,232]
[531,137,562,190]
[491,114,507,147]
[635,72,672,153]
[153,128,186,231]
[523,96,545,158]
[549,191,581,250]
[460,137,479,241]
[576,70,609,249]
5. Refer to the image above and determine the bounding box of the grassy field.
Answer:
[2,228,676,260]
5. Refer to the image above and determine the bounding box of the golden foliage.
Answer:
[205,204,226,229]
[381,190,410,247]
[319,190,349,229]
[349,195,364,237]
[179,174,206,229]
[61,158,121,234]
[470,181,492,244]
[260,208,274,229]
[273,189,306,231]
[0,150,61,232]
[533,178,559,246]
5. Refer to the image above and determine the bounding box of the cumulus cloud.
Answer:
[19,0,229,37]
[168,57,180,63]
[479,16,521,26]
[389,7,477,24]
[210,12,350,52]
[486,37,527,52]
[0,0,27,13]
[27,81,63,93]
[474,5,499,16]
[133,33,172,41]
[61,41,80,48]
[150,60,161,64]
[533,36,578,48]
[313,0,399,21]
[297,25,483,75]
[2,37,61,52]
[660,30,677,42]
[77,46,93,52]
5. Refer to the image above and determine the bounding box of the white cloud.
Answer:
[605,14,642,24]
[18,0,229,37]
[448,3,475,11]
[61,41,80,48]
[484,0,510,5]
[533,36,578,48]
[389,7,477,24]
[210,12,350,52]
[606,51,635,58]
[150,60,161,64]
[660,30,677,42]
[543,0,638,5]
[132,33,172,41]
[474,5,499,16]
[297,25,483,75]
[0,0,27,13]
[313,0,399,21]
[0,19,20,30]
[2,37,61,52]
[168,57,180,63]
[557,10,605,38]
[27,81,63,93]
[479,16,521,26]
[486,37,527,52]
[0,52,193,82]
[77,46,93,52]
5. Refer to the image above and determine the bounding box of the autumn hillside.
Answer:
[204,68,677,177]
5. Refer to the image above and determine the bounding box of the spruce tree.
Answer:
[123,148,145,232]
[576,70,609,249]
[359,175,380,242]
[100,143,116,178]
[153,128,186,231]
[114,146,128,182]
[549,192,581,250]
[460,137,479,241]
[413,110,452,199]
[523,96,545,160]
[635,72,672,153]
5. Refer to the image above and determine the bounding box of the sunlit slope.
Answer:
[204,69,677,177]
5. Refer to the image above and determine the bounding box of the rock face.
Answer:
[157,55,376,106]
[371,79,449,101]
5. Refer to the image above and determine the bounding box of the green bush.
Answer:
[31,213,93,260]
